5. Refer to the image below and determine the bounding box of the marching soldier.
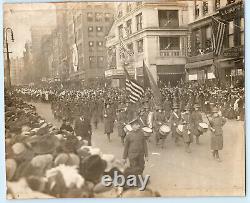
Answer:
[153,106,166,146]
[103,103,115,142]
[169,103,181,145]
[190,104,203,144]
[116,103,128,144]
[210,107,227,162]
[123,118,148,175]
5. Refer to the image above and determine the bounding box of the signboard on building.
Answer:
[219,1,243,20]
[223,46,243,58]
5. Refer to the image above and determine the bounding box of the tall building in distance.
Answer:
[106,1,189,87]
[10,57,24,85]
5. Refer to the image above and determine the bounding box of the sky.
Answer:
[3,3,57,58]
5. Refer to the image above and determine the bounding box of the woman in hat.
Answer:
[210,107,227,162]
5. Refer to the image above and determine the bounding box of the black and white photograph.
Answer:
[4,0,245,199]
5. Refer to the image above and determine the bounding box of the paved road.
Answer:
[32,102,245,196]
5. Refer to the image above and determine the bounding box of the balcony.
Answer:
[160,50,184,57]
[187,52,214,63]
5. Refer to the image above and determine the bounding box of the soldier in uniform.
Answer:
[181,105,193,153]
[74,114,92,146]
[210,107,227,162]
[103,103,115,142]
[116,103,128,144]
[190,104,203,144]
[123,118,148,175]
[169,103,181,145]
[153,106,166,146]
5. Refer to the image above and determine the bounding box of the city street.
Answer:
[32,102,245,196]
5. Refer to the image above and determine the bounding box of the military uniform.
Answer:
[116,106,128,143]
[190,104,203,144]
[153,107,166,145]
[123,127,148,175]
[103,105,115,142]
[169,106,181,144]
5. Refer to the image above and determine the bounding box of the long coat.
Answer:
[117,110,127,137]
[210,115,226,150]
[181,112,193,143]
[74,117,92,143]
[103,107,115,134]
[190,110,203,136]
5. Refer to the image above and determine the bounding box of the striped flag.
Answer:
[124,67,144,103]
[211,17,226,56]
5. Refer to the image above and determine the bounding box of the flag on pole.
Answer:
[124,66,144,103]
[211,17,226,56]
[142,60,162,106]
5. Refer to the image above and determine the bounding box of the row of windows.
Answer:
[118,13,142,38]
[89,56,104,67]
[87,12,112,22]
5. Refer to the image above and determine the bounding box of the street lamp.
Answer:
[3,27,14,89]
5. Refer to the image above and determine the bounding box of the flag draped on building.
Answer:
[142,60,162,107]
[123,67,144,103]
[119,37,134,63]
[211,17,226,56]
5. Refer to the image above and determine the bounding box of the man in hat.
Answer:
[123,118,148,175]
[190,104,203,144]
[153,106,166,146]
[74,114,92,146]
[210,107,227,162]
[181,105,193,153]
[169,103,181,145]
[103,103,115,142]
[116,104,128,144]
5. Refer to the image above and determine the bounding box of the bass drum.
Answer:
[123,124,133,134]
[159,125,171,136]
[142,127,153,137]
[176,124,184,136]
[198,122,208,133]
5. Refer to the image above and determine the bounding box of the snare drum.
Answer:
[159,125,171,136]
[142,127,153,137]
[198,122,208,133]
[123,125,133,134]
[176,125,184,136]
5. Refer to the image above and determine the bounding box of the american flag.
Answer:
[124,67,144,103]
[211,17,226,56]
[119,37,134,62]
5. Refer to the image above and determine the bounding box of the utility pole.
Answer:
[3,27,14,89]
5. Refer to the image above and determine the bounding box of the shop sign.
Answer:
[223,46,243,57]
[219,1,243,19]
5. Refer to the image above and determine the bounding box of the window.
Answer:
[127,3,132,13]
[240,18,244,46]
[215,0,220,10]
[88,26,94,37]
[136,13,143,31]
[228,21,234,48]
[105,13,111,22]
[97,41,104,51]
[89,56,95,67]
[89,41,94,52]
[95,13,102,22]
[160,37,180,50]
[137,39,143,53]
[97,56,104,67]
[96,26,103,37]
[118,24,123,38]
[87,12,93,22]
[127,43,134,55]
[195,3,200,18]
[158,10,179,28]
[126,19,132,36]
[202,1,208,15]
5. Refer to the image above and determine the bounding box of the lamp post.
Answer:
[3,27,14,89]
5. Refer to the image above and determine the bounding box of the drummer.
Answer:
[181,105,193,153]
[190,104,203,145]
[169,103,181,145]
[153,106,167,146]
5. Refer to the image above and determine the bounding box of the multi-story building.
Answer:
[22,41,33,84]
[64,2,115,84]
[106,1,189,87]
[185,0,244,85]
[10,57,24,85]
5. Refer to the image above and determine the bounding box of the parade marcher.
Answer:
[169,103,181,145]
[181,105,193,153]
[122,118,148,175]
[74,114,92,146]
[103,103,115,142]
[152,106,166,146]
[209,107,227,162]
[116,104,127,144]
[190,104,203,144]
[60,118,74,134]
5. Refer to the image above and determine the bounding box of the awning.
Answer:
[157,65,185,75]
[185,59,214,69]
